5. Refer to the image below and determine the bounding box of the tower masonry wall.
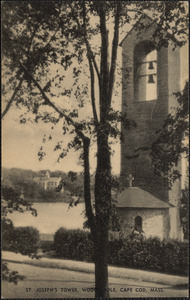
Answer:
[121,23,182,206]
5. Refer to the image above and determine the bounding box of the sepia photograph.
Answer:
[1,1,189,298]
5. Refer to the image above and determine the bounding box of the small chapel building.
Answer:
[117,15,186,241]
[116,175,173,240]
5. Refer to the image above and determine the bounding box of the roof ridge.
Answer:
[116,186,172,208]
[119,13,154,46]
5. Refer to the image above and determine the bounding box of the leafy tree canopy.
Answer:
[151,81,189,185]
[1,1,188,297]
[2,185,37,284]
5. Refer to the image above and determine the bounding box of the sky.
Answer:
[1,61,122,174]
[2,10,188,175]
[2,10,124,175]
[2,101,118,174]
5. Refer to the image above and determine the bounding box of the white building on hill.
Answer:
[34,171,64,192]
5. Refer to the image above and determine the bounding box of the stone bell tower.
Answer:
[120,15,182,240]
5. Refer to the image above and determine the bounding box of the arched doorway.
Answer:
[134,216,143,233]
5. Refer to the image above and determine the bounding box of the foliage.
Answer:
[2,218,14,250]
[2,1,188,297]
[53,228,188,276]
[8,227,40,256]
[109,237,188,276]
[2,185,37,217]
[151,82,189,185]
[2,167,85,202]
[132,82,189,186]
[54,227,94,262]
[1,184,37,255]
[2,226,40,256]
[2,185,37,284]
[2,262,25,285]
[2,217,14,233]
[40,240,54,253]
[180,188,189,240]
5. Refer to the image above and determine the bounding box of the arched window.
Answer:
[134,216,143,233]
[134,41,157,101]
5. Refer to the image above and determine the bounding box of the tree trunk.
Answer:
[94,130,111,298]
[83,137,95,235]
[94,227,109,298]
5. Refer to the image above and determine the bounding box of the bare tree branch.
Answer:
[68,2,101,83]
[99,3,109,119]
[82,2,99,123]
[66,2,96,232]
[90,50,101,83]
[83,137,96,234]
[1,77,24,120]
[20,62,96,231]
[20,63,86,139]
[88,56,99,123]
[2,17,62,121]
[2,23,38,120]
[108,2,121,106]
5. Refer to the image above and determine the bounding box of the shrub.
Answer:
[2,218,14,251]
[40,240,54,253]
[161,239,188,275]
[108,236,188,276]
[10,227,40,255]
[108,239,124,265]
[54,228,94,262]
[2,218,14,233]
[53,227,188,276]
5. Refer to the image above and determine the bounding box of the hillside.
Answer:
[2,167,84,203]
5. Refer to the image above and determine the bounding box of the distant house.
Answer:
[34,171,64,192]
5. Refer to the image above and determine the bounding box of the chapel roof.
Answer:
[116,187,172,208]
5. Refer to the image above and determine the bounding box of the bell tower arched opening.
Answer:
[134,40,157,102]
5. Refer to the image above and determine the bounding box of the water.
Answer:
[8,202,86,235]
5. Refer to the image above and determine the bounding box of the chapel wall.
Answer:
[117,208,170,240]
